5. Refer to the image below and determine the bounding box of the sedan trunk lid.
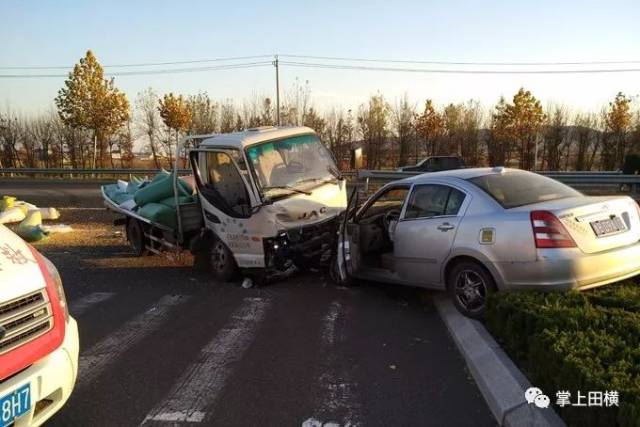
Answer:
[514,196,640,254]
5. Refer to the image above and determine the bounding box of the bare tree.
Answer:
[460,100,483,166]
[392,94,416,167]
[135,88,162,168]
[219,99,236,133]
[0,110,23,168]
[442,103,464,156]
[188,92,218,134]
[357,95,390,169]
[543,104,568,171]
[415,100,444,162]
[602,92,632,170]
[487,97,511,166]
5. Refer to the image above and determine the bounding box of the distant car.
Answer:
[397,156,464,173]
[0,225,79,426]
[336,167,640,318]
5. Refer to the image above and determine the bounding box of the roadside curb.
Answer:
[433,295,566,427]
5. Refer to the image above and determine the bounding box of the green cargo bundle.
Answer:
[133,172,193,206]
[104,171,197,230]
[137,203,178,229]
[103,184,134,205]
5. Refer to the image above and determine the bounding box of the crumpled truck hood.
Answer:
[271,182,346,229]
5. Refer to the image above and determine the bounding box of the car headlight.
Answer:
[42,256,70,322]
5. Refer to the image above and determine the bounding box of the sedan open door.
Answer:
[335,187,360,284]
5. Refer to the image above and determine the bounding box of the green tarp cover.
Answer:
[133,172,193,206]
[159,195,196,208]
[137,203,177,229]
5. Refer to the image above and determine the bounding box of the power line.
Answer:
[0,61,273,78]
[3,53,640,71]
[280,60,640,74]
[3,57,640,79]
[0,54,273,70]
[280,54,640,66]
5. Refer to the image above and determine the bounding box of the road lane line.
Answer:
[69,292,116,316]
[58,207,105,210]
[141,297,270,425]
[76,294,188,387]
[302,301,360,427]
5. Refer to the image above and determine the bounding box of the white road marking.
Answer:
[141,297,271,425]
[58,207,105,211]
[69,292,116,316]
[76,294,188,387]
[302,301,360,427]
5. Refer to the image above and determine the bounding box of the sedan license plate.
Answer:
[0,384,30,427]
[591,216,626,237]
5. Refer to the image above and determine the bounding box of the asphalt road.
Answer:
[1,179,495,427]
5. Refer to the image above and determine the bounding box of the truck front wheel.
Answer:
[210,239,238,282]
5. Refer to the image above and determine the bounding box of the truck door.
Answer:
[190,149,256,227]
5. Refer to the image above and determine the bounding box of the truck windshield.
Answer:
[246,134,338,199]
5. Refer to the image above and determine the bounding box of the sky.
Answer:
[1,0,639,116]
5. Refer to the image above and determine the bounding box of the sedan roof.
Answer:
[400,167,510,184]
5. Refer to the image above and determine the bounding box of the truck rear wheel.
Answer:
[210,239,237,282]
[126,219,148,257]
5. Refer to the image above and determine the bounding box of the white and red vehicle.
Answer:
[0,225,79,427]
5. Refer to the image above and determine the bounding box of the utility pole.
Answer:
[533,134,538,172]
[92,134,97,169]
[273,55,280,126]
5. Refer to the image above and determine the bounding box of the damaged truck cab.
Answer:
[105,126,348,282]
[189,126,347,279]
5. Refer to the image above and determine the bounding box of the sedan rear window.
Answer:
[468,171,581,209]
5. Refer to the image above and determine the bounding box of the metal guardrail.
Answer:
[2,167,640,193]
[0,168,191,177]
[355,169,640,194]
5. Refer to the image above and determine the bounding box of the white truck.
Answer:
[103,126,348,282]
[0,225,79,427]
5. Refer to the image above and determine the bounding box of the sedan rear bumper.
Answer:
[492,241,640,291]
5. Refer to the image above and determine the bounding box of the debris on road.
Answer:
[41,224,74,234]
[36,206,61,220]
[241,277,254,289]
[0,205,26,224]
[17,210,48,242]
[1,194,68,241]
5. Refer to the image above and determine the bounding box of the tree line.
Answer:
[1,50,639,171]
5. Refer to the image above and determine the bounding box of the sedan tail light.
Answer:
[530,210,576,248]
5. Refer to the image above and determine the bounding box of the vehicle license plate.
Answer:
[591,216,626,237]
[0,384,30,427]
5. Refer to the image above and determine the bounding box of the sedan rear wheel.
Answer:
[447,261,496,319]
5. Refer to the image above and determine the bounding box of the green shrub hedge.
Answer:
[486,282,640,427]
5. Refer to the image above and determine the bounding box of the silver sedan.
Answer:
[336,167,640,318]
